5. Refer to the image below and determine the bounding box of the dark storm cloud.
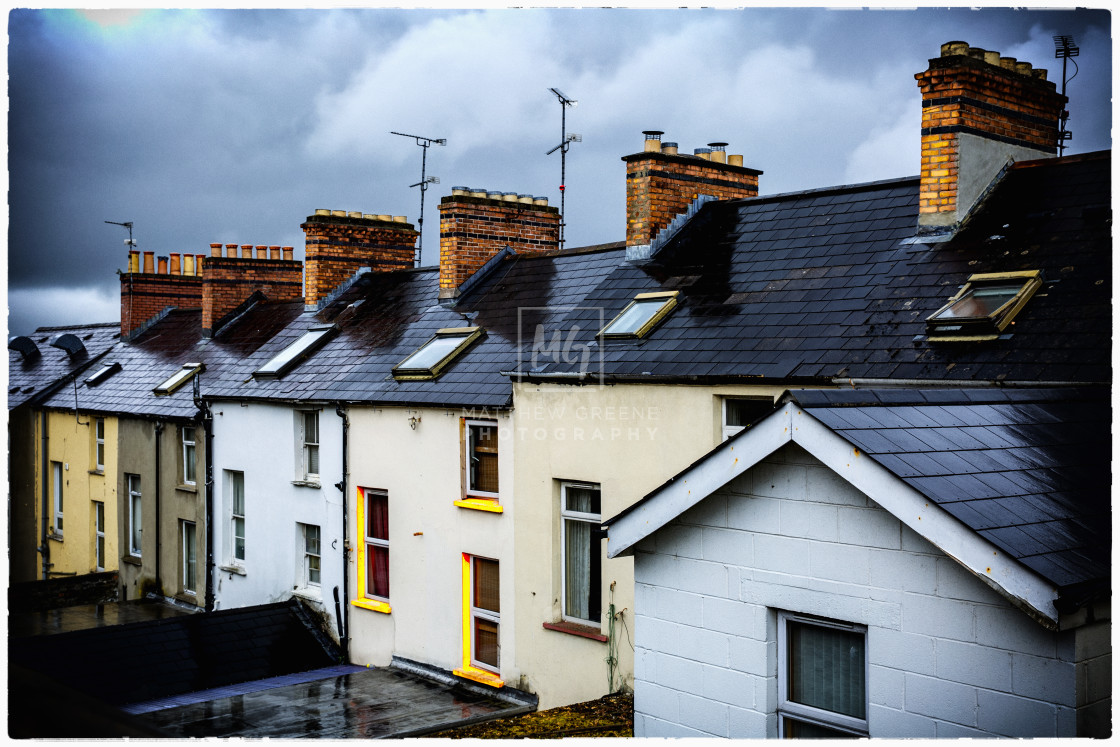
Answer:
[7,7,1110,336]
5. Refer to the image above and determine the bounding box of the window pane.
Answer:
[469,424,499,493]
[397,334,465,371]
[783,717,860,739]
[725,398,771,427]
[306,444,320,475]
[185,445,197,482]
[564,518,602,622]
[308,556,320,585]
[184,523,197,591]
[368,546,389,599]
[473,558,500,613]
[602,298,664,335]
[932,283,1022,320]
[305,525,320,555]
[257,328,331,375]
[368,492,388,541]
[233,518,245,560]
[564,484,601,514]
[232,474,245,515]
[304,412,318,443]
[788,622,866,719]
[474,617,499,668]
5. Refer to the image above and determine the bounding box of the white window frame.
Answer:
[229,470,246,564]
[94,418,105,472]
[722,397,772,442]
[464,419,499,501]
[297,410,320,482]
[51,461,64,536]
[777,611,869,738]
[182,520,198,595]
[560,481,602,626]
[127,474,142,557]
[364,489,389,602]
[302,523,321,587]
[182,425,197,486]
[94,500,105,571]
[470,556,501,673]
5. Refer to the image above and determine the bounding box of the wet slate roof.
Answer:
[9,599,339,706]
[533,152,1111,384]
[788,387,1110,594]
[7,323,120,409]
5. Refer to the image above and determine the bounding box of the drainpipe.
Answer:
[38,410,50,580]
[194,376,215,613]
[334,404,350,662]
[154,421,164,592]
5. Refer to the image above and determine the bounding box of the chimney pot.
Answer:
[1033,68,1047,81]
[452,186,469,196]
[282,246,294,261]
[1000,56,1017,71]
[1015,61,1032,75]
[942,41,968,56]
[376,214,391,221]
[196,255,205,273]
[486,192,503,200]
[517,194,534,204]
[315,209,331,216]
[728,154,743,167]
[241,244,253,258]
[966,46,986,60]
[129,250,140,273]
[331,210,347,217]
[255,244,267,259]
[269,245,281,260]
[393,215,407,223]
[157,256,168,274]
[983,50,1000,65]
[501,192,518,202]
[661,142,679,155]
[347,211,362,219]
[143,252,155,274]
[225,244,238,258]
[694,147,711,160]
[470,188,488,198]
[708,142,728,164]
[210,243,223,257]
[642,130,664,152]
[533,196,548,206]
[170,253,182,275]
[184,254,196,277]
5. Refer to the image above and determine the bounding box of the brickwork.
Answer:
[622,151,761,248]
[915,42,1065,221]
[438,195,560,292]
[302,211,417,305]
[201,250,304,333]
[632,444,1105,738]
[120,271,203,337]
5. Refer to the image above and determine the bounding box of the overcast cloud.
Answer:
[7,7,1111,335]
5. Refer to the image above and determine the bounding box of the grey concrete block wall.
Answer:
[631,444,1108,738]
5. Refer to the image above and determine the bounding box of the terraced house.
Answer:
[8,38,1109,737]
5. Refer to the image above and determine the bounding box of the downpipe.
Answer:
[334,404,350,662]
[154,420,163,592]
[194,376,215,613]
[38,410,50,580]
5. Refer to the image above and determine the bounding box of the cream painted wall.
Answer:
[346,405,517,683]
[510,381,792,708]
[39,411,119,576]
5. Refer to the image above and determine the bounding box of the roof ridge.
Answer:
[730,174,920,207]
[34,321,120,332]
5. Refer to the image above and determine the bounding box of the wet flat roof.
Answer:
[135,665,531,738]
[8,599,193,638]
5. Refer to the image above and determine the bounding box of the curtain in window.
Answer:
[474,618,499,668]
[788,622,866,719]
[184,523,197,591]
[473,558,500,668]
[367,491,389,599]
[564,518,591,620]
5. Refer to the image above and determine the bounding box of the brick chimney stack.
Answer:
[201,243,302,335]
[622,131,761,253]
[915,41,1066,233]
[301,210,418,306]
[438,188,559,299]
[120,250,206,337]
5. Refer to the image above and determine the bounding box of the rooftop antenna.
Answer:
[391,131,446,266]
[105,220,136,250]
[1053,34,1079,157]
[546,88,580,251]
[106,219,136,335]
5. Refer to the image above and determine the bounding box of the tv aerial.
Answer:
[547,88,581,251]
[105,220,136,248]
[1053,35,1079,157]
[391,131,446,266]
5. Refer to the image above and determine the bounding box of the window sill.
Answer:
[292,587,321,602]
[88,469,105,476]
[453,666,504,688]
[291,480,321,489]
[121,555,142,566]
[543,620,608,642]
[177,483,198,494]
[351,599,392,614]
[219,564,246,576]
[47,532,63,543]
[454,498,504,513]
[175,592,199,605]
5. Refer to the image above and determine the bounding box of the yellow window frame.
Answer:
[351,486,391,615]
[599,291,679,339]
[453,552,504,688]
[926,270,1042,342]
[392,327,483,381]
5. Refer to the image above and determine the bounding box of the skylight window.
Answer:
[85,362,122,387]
[154,363,203,396]
[393,327,483,381]
[926,270,1042,341]
[599,291,679,339]
[254,325,336,379]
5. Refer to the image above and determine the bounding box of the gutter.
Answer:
[334,404,351,662]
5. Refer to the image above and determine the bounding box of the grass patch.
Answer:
[427,691,633,739]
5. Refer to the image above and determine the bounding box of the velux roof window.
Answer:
[85,362,122,387]
[392,327,483,381]
[926,271,1042,341]
[599,291,679,339]
[254,325,336,379]
[154,363,203,396]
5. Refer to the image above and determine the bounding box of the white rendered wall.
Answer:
[209,401,345,637]
[632,443,1105,738]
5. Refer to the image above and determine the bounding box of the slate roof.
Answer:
[9,599,340,706]
[790,387,1110,596]
[7,323,120,409]
[532,151,1111,384]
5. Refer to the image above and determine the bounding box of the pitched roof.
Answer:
[532,152,1111,384]
[8,323,120,409]
[604,387,1109,625]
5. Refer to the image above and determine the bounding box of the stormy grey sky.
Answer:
[7,7,1112,336]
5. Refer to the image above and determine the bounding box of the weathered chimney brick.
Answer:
[301,211,417,306]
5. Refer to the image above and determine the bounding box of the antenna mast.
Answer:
[547,88,580,252]
[391,131,445,267]
[1053,34,1079,157]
